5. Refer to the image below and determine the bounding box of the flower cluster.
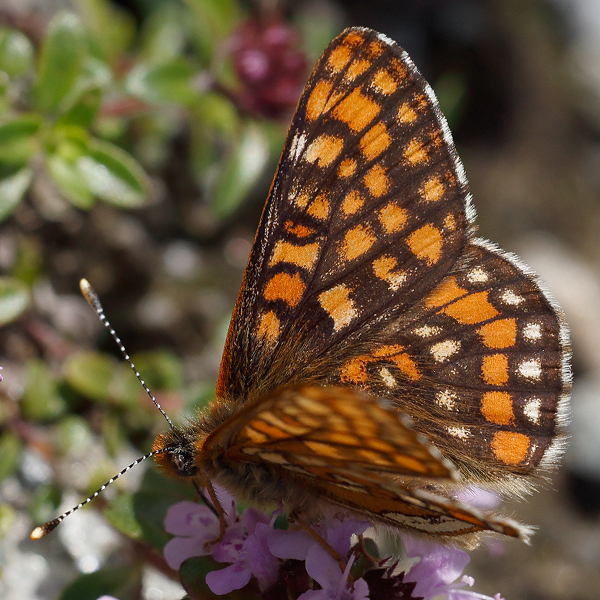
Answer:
[163,486,506,600]
[228,15,308,118]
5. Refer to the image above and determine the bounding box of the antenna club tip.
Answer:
[30,525,48,540]
[79,278,91,296]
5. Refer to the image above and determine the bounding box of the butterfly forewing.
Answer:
[217,28,471,401]
[210,385,455,480]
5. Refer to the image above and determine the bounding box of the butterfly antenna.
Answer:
[79,278,173,430]
[30,448,167,540]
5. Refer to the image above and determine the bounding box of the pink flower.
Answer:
[404,537,505,600]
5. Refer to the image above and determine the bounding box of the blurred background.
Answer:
[0,0,598,598]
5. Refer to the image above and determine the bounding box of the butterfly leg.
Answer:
[288,511,347,571]
[199,477,228,549]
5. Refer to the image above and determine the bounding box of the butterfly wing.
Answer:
[204,384,530,542]
[216,27,470,401]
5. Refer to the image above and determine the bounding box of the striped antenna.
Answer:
[30,449,166,539]
[30,279,175,540]
[79,278,173,430]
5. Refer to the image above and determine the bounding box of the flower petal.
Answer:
[268,528,314,560]
[205,562,252,595]
[326,519,369,557]
[305,544,341,591]
[404,538,470,599]
[164,501,218,537]
[164,535,208,569]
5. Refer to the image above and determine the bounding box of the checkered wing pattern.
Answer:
[217,28,469,401]
[211,27,570,539]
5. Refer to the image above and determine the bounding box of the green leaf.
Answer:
[59,565,142,600]
[0,115,42,165]
[126,59,199,105]
[210,121,270,218]
[139,3,187,65]
[0,167,32,221]
[56,63,108,129]
[0,27,34,77]
[0,276,29,324]
[35,11,87,114]
[0,432,22,482]
[21,359,67,421]
[76,138,148,207]
[131,350,184,392]
[46,154,95,209]
[70,0,135,62]
[62,350,118,403]
[182,0,239,63]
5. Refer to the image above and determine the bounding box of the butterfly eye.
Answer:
[170,450,198,478]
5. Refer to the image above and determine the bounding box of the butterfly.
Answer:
[102,27,574,547]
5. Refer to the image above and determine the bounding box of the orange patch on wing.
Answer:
[269,240,320,270]
[327,44,352,72]
[363,164,390,197]
[264,272,306,307]
[372,69,397,94]
[344,31,366,46]
[367,40,385,58]
[342,190,364,216]
[319,284,358,332]
[477,318,517,349]
[360,121,391,160]
[481,354,509,386]
[338,158,357,178]
[420,176,445,202]
[305,134,344,167]
[378,202,408,233]
[387,352,421,380]
[294,191,310,208]
[342,225,376,261]
[491,431,530,465]
[307,193,330,220]
[306,80,337,121]
[373,255,406,291]
[444,214,456,231]
[284,221,315,238]
[340,355,370,384]
[404,138,429,165]
[333,87,381,132]
[398,103,418,123]
[346,59,371,81]
[257,310,280,344]
[481,392,514,425]
[425,276,467,309]
[407,224,443,265]
[443,291,499,324]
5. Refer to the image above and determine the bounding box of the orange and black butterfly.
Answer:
[34,27,571,547]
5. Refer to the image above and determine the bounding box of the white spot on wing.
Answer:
[380,367,396,388]
[523,398,542,424]
[501,289,524,305]
[430,339,461,362]
[467,267,488,283]
[436,389,458,410]
[447,426,470,439]
[518,359,542,380]
[414,325,441,338]
[523,322,542,341]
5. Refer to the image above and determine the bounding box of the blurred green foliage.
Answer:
[0,1,341,598]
